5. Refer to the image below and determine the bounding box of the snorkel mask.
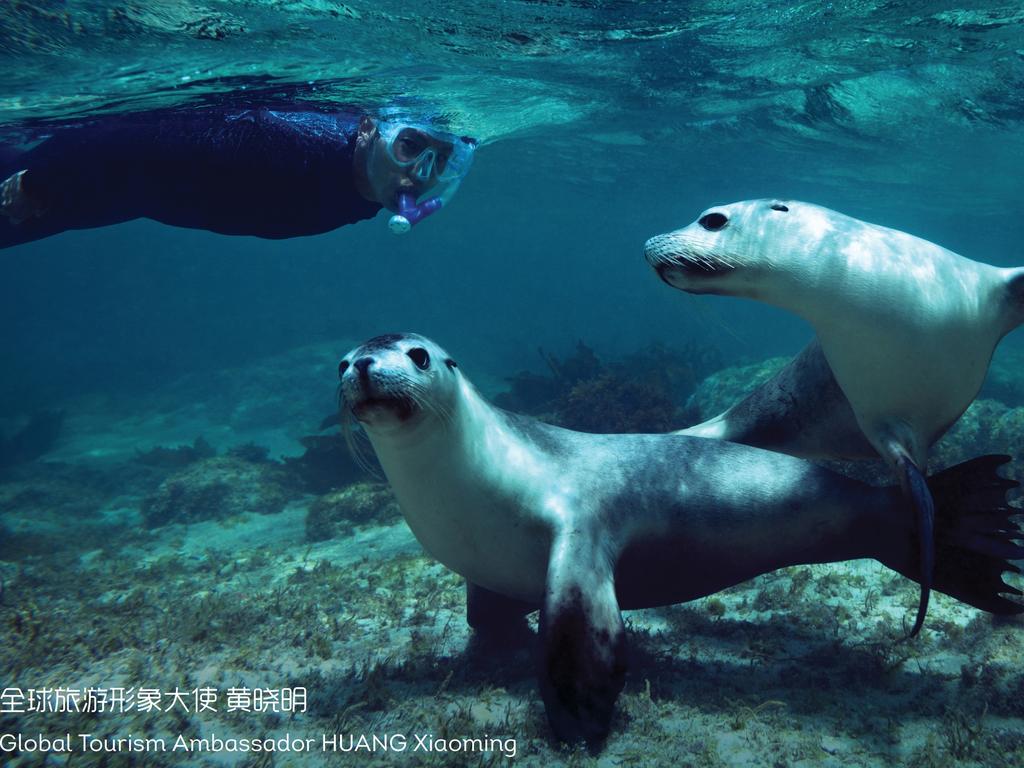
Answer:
[373,121,476,234]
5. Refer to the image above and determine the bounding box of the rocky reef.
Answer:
[494,340,721,433]
[305,482,400,542]
[0,410,64,470]
[681,356,789,425]
[141,452,298,528]
[1,339,1023,768]
[981,347,1024,408]
[283,432,377,494]
[932,399,1024,503]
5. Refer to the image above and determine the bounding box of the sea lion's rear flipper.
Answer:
[539,530,626,747]
[465,581,535,632]
[875,434,935,637]
[679,339,873,460]
[925,455,1024,615]
[895,454,935,638]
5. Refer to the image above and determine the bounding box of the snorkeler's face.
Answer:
[356,120,444,212]
[387,127,455,181]
[355,116,477,215]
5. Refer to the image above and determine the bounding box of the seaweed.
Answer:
[140,455,297,527]
[494,340,600,415]
[305,482,400,541]
[942,703,989,760]
[557,373,682,433]
[493,339,721,433]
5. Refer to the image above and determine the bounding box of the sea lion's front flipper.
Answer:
[539,529,626,747]
[465,581,535,632]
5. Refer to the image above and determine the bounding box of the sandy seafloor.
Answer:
[2,339,1023,768]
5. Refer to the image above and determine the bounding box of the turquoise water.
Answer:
[2,2,1024,766]
[3,0,1023,402]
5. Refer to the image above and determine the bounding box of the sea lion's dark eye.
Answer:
[338,360,349,379]
[445,358,458,371]
[407,348,430,370]
[699,212,728,231]
[771,203,789,212]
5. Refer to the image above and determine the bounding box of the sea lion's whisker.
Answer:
[340,402,380,477]
[403,378,454,427]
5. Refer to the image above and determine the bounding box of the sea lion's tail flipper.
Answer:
[926,454,1024,615]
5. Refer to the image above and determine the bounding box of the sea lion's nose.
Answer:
[354,357,374,378]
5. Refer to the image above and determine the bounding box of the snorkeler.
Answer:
[0,107,476,248]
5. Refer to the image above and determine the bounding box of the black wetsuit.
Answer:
[0,108,382,248]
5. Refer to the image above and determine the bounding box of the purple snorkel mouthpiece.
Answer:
[389,193,443,235]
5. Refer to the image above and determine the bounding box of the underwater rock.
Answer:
[225,442,272,463]
[133,436,215,469]
[683,357,789,424]
[495,340,601,415]
[132,342,347,438]
[990,407,1024,504]
[282,434,377,494]
[932,400,1023,503]
[0,410,65,470]
[305,482,400,542]
[141,455,298,528]
[620,341,723,402]
[494,340,717,432]
[0,461,127,558]
[981,348,1024,408]
[0,461,112,519]
[555,373,684,433]
[213,343,349,432]
[932,399,1010,466]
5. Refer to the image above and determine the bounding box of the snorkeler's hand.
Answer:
[0,170,46,225]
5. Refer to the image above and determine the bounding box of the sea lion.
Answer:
[337,332,1022,746]
[644,199,1024,637]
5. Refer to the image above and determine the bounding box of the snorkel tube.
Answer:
[388,193,443,235]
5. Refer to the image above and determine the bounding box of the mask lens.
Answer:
[392,128,431,164]
[433,151,448,177]
[375,121,475,214]
[435,140,472,183]
[388,127,457,184]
